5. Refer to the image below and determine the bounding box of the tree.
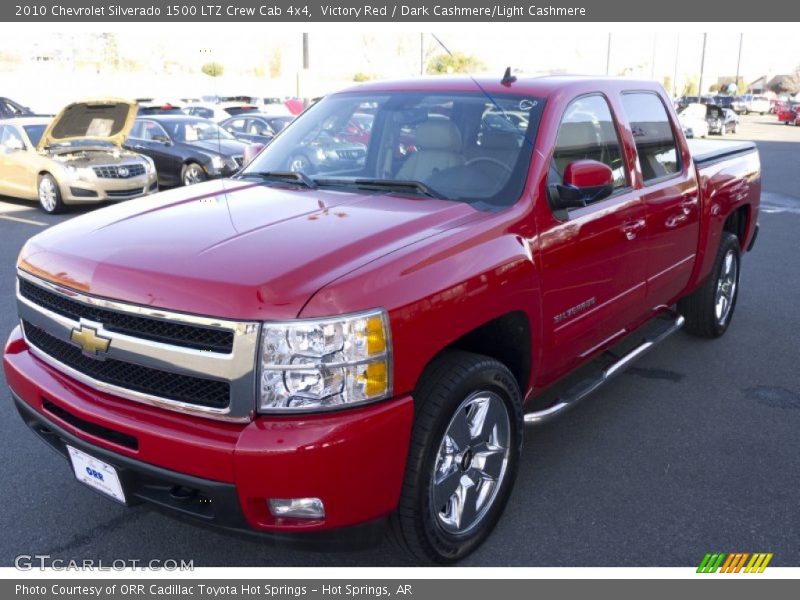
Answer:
[708,83,720,93]
[268,48,282,78]
[201,61,224,77]
[353,72,373,82]
[426,51,486,75]
[662,75,673,95]
[682,75,699,96]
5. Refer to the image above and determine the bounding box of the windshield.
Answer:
[164,119,234,142]
[23,124,46,147]
[242,91,543,206]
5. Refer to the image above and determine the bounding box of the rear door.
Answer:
[536,94,649,376]
[620,92,700,306]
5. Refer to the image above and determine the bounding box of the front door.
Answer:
[535,94,649,380]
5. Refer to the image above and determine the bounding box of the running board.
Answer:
[524,312,685,426]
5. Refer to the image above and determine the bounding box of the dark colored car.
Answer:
[0,97,35,119]
[219,113,295,144]
[713,95,735,110]
[124,115,248,186]
[281,117,367,174]
[705,104,739,135]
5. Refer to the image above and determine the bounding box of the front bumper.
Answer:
[4,326,413,547]
[62,174,158,204]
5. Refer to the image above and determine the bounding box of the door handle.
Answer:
[679,198,695,215]
[622,219,646,240]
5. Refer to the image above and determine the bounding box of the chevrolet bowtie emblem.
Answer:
[70,325,111,356]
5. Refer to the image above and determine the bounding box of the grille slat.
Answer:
[106,187,144,198]
[19,279,234,353]
[93,164,146,179]
[23,321,230,409]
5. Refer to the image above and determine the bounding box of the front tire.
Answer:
[37,173,65,214]
[389,351,523,563]
[181,162,206,186]
[678,232,741,338]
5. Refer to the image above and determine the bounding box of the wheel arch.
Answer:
[416,311,532,400]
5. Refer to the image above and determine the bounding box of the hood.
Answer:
[19,180,483,321]
[38,98,137,150]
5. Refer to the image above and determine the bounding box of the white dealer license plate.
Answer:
[66,445,126,503]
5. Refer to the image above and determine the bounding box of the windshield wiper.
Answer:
[314,178,446,199]
[238,170,317,189]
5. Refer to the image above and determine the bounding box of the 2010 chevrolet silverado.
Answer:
[4,76,760,563]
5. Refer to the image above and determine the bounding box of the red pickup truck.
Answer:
[4,76,760,563]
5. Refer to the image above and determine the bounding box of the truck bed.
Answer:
[687,139,758,166]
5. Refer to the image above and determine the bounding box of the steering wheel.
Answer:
[465,157,513,173]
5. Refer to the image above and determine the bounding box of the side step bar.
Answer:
[524,313,685,426]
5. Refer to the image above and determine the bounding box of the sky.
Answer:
[1,23,798,109]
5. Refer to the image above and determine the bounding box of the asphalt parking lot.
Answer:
[0,113,798,567]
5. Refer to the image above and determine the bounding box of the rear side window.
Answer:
[621,93,680,184]
[552,95,628,192]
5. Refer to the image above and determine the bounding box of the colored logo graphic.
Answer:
[697,553,773,573]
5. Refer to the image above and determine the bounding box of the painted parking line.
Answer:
[0,214,48,226]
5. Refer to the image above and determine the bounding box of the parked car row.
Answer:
[0,96,307,212]
[675,93,771,115]
[677,102,739,138]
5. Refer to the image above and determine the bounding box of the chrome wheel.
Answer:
[431,391,511,536]
[715,248,738,326]
[183,164,205,185]
[38,177,57,212]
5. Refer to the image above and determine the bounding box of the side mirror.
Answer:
[549,159,614,210]
[152,135,171,145]
[243,143,265,165]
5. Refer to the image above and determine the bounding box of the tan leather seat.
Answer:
[396,120,465,181]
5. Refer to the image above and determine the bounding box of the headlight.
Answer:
[65,165,94,181]
[315,148,327,161]
[210,155,225,170]
[224,156,239,170]
[143,156,155,174]
[258,309,391,413]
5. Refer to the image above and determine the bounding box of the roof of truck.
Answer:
[337,75,665,97]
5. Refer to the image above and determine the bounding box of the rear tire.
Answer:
[388,351,523,563]
[37,173,65,214]
[678,232,741,338]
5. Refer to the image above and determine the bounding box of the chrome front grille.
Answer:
[93,164,146,179]
[16,270,260,421]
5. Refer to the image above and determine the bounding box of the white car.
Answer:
[678,103,709,138]
[182,102,259,122]
[741,94,771,115]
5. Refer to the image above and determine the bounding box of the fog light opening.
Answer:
[268,497,325,519]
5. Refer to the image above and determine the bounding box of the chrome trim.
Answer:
[524,311,685,426]
[16,269,260,422]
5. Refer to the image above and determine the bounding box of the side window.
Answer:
[0,125,24,149]
[141,121,169,141]
[552,95,628,193]
[621,93,680,184]
[130,121,145,139]
[225,118,246,133]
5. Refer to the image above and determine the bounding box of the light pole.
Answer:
[673,34,680,97]
[606,33,612,76]
[735,33,743,92]
[698,33,707,96]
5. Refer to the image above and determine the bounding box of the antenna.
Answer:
[501,67,517,86]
